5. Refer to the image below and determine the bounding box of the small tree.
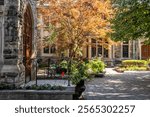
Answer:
[38,0,114,59]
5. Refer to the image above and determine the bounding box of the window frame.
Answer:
[122,41,129,58]
[91,39,109,58]
[43,44,56,55]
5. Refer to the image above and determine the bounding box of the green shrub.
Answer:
[24,84,65,90]
[86,59,105,74]
[147,59,150,64]
[0,84,66,90]
[0,84,16,90]
[119,60,148,71]
[59,60,68,69]
[70,61,90,85]
[122,60,148,67]
[67,59,105,85]
[125,66,147,71]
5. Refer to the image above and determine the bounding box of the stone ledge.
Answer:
[0,86,75,94]
[0,87,75,100]
[0,65,19,73]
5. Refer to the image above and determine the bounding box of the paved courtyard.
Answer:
[83,68,150,100]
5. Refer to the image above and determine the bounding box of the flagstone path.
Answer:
[83,68,150,100]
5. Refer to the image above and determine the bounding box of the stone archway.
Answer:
[23,4,33,83]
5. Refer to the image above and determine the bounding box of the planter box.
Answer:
[0,86,75,100]
[94,71,106,78]
[95,73,105,77]
[73,80,86,100]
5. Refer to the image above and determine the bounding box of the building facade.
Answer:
[38,19,150,62]
[0,0,37,86]
[36,1,150,62]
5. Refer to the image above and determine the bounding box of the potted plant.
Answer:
[69,60,91,99]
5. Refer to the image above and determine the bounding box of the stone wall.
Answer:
[0,0,21,85]
[129,40,140,59]
[0,14,3,64]
[0,0,37,86]
[0,87,75,100]
[114,44,121,59]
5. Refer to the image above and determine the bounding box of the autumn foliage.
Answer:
[37,0,113,58]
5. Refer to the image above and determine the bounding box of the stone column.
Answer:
[114,43,121,59]
[0,21,2,63]
[0,0,37,85]
[0,0,22,85]
[0,0,26,85]
[0,4,4,66]
[139,40,142,60]
[88,39,91,59]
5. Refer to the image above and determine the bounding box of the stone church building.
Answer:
[0,0,37,86]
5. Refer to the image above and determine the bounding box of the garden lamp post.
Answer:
[35,57,41,86]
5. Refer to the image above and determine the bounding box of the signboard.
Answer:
[0,0,4,5]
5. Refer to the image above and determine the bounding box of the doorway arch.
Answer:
[23,4,33,83]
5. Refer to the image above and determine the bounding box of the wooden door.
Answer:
[23,5,33,83]
[141,45,150,59]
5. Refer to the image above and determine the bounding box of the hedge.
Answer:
[122,60,148,67]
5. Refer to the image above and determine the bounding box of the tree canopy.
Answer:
[37,0,113,58]
[111,0,150,44]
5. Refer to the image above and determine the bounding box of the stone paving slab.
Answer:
[83,68,150,100]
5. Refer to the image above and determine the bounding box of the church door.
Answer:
[23,5,33,83]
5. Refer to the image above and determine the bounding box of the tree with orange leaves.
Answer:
[37,0,113,59]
